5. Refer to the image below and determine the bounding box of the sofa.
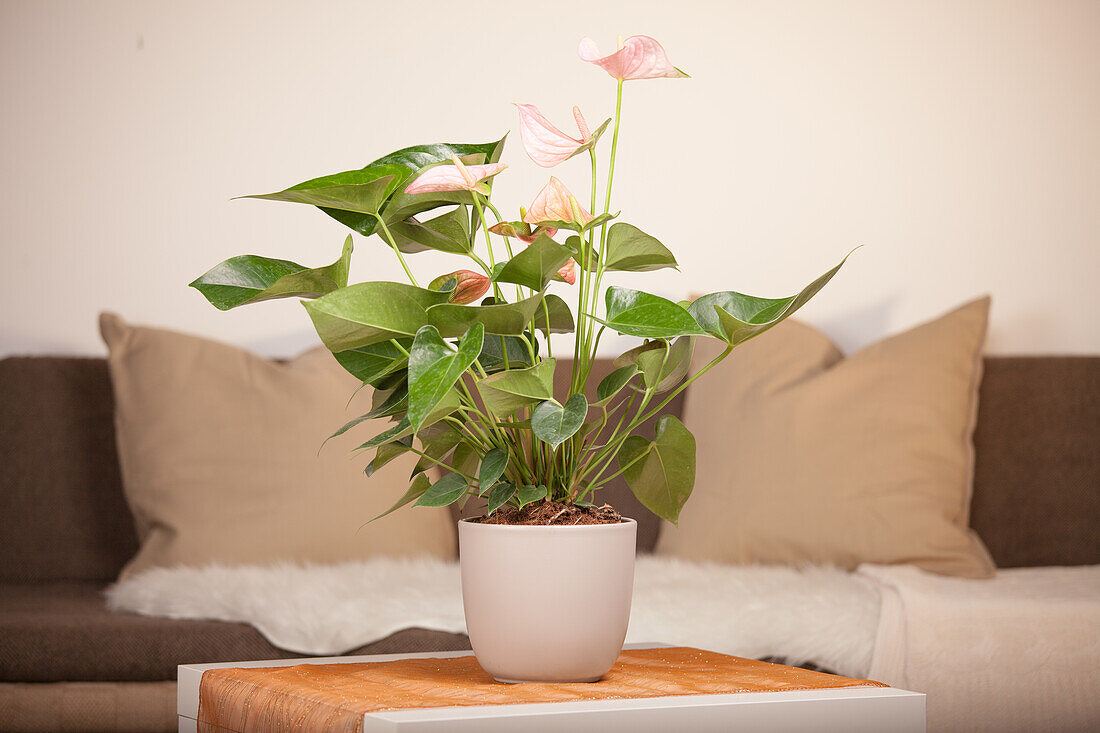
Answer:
[1,353,1097,732]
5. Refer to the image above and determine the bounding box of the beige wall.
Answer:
[1,0,1097,357]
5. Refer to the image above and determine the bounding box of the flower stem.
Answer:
[375,217,419,287]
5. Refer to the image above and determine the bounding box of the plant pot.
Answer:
[458,517,637,683]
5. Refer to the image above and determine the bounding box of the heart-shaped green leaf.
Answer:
[425,292,546,338]
[516,484,547,508]
[602,223,678,272]
[599,287,706,340]
[407,323,484,432]
[242,165,409,216]
[325,138,508,235]
[495,233,573,291]
[450,442,480,478]
[531,394,588,450]
[331,340,410,384]
[616,336,695,393]
[190,235,353,311]
[414,472,468,507]
[303,282,451,352]
[617,415,696,524]
[533,294,575,335]
[689,252,853,345]
[486,481,516,515]
[478,448,509,493]
[596,364,639,404]
[476,359,556,417]
[387,206,472,255]
[370,473,431,522]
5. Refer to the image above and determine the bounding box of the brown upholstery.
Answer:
[0,354,1097,687]
[0,583,469,683]
[970,357,1100,567]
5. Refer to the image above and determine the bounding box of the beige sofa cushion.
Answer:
[656,298,995,578]
[100,313,455,579]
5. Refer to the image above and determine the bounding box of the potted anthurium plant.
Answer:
[191,34,848,683]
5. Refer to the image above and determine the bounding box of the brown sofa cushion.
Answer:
[0,358,139,583]
[0,583,470,683]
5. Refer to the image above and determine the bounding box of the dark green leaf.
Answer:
[450,442,480,478]
[369,473,431,522]
[476,359,556,416]
[366,437,413,477]
[617,415,696,524]
[190,235,353,311]
[478,333,535,373]
[387,206,472,255]
[478,448,508,492]
[533,294,575,335]
[302,282,451,351]
[355,417,412,451]
[411,427,464,477]
[596,364,639,404]
[495,233,573,291]
[516,484,547,508]
[331,340,410,384]
[535,210,618,234]
[486,481,516,515]
[407,323,484,432]
[241,165,408,215]
[531,394,588,450]
[602,223,678,272]
[618,336,695,393]
[688,252,853,345]
[414,472,468,507]
[599,287,705,339]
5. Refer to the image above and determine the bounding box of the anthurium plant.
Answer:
[191,35,849,525]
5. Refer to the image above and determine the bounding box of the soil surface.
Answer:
[476,500,623,526]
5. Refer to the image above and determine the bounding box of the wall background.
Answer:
[2,0,1097,358]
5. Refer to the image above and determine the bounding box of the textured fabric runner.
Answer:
[197,646,886,732]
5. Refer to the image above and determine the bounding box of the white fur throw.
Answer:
[106,556,880,677]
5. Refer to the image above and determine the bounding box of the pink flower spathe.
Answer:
[517,104,594,168]
[578,35,688,81]
[404,156,507,195]
[523,177,594,226]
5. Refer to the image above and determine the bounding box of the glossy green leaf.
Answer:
[596,364,639,404]
[303,282,451,352]
[190,236,353,311]
[387,206,472,255]
[599,287,706,340]
[495,233,573,291]
[425,292,545,338]
[325,138,508,235]
[407,323,484,432]
[602,223,678,272]
[478,448,508,492]
[325,382,408,445]
[356,417,412,451]
[450,442,480,478]
[411,426,464,477]
[476,359,556,417]
[414,472,468,507]
[242,165,408,215]
[486,481,516,515]
[533,294,575,335]
[366,437,413,477]
[516,484,547,508]
[536,210,618,234]
[689,253,852,345]
[369,473,431,522]
[617,415,696,524]
[531,394,588,450]
[617,336,695,393]
[331,340,410,384]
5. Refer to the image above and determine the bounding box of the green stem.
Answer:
[375,217,419,287]
[472,194,504,301]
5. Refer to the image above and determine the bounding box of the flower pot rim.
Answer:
[458,516,637,532]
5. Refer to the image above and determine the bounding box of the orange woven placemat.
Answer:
[197,646,885,733]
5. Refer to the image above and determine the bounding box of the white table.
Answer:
[178,644,925,732]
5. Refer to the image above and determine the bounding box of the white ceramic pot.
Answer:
[458,517,637,683]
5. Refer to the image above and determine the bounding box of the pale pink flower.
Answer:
[578,35,688,81]
[428,269,491,304]
[517,104,594,168]
[523,177,594,227]
[556,259,577,285]
[404,155,507,194]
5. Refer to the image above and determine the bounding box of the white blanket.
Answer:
[106,556,880,677]
[860,563,1100,733]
